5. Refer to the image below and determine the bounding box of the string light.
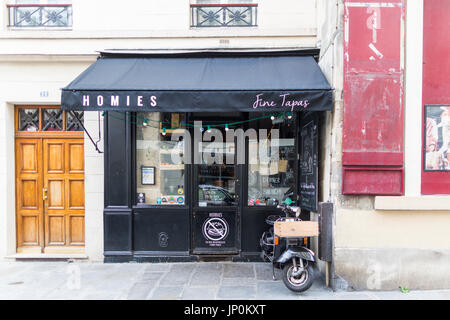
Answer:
[112,112,286,129]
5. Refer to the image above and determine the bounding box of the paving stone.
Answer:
[141,272,164,281]
[181,287,217,300]
[221,277,256,286]
[159,264,196,286]
[169,263,197,273]
[256,281,302,300]
[149,286,183,300]
[254,263,276,281]
[43,288,86,300]
[126,282,156,300]
[196,262,223,271]
[81,291,123,300]
[144,263,171,272]
[189,270,222,286]
[223,264,255,278]
[217,286,256,300]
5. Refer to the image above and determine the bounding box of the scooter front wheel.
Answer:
[281,261,314,293]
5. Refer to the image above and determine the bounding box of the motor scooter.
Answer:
[260,203,316,292]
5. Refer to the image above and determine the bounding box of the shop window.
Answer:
[247,113,297,206]
[424,105,450,171]
[197,140,237,207]
[8,0,73,28]
[136,112,186,206]
[190,0,258,27]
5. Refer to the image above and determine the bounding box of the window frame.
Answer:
[133,112,189,208]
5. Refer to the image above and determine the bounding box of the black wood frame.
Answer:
[103,111,307,262]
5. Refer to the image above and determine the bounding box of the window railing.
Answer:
[7,4,72,28]
[190,3,257,27]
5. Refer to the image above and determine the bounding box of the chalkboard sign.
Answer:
[299,112,319,212]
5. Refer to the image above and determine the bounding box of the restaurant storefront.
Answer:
[61,49,333,261]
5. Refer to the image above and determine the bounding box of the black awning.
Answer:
[61,50,333,112]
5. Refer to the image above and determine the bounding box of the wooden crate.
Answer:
[274,220,319,237]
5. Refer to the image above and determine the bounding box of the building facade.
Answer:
[0,0,449,290]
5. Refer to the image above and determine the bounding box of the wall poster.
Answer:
[141,166,156,185]
[425,105,450,171]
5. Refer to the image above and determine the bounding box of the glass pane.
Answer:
[18,108,39,132]
[136,112,186,205]
[66,111,84,131]
[42,109,63,131]
[425,105,450,171]
[198,135,237,207]
[247,113,297,206]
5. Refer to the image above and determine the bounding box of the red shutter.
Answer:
[342,0,405,195]
[421,0,450,195]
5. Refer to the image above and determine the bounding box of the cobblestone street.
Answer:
[0,261,449,300]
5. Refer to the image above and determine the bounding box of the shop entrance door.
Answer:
[192,129,241,255]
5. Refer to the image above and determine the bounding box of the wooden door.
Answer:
[43,139,85,252]
[15,138,85,253]
[15,139,44,252]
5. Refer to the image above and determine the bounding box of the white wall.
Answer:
[0,0,318,55]
[83,111,104,261]
[404,0,423,196]
[0,102,15,258]
[0,59,103,259]
[73,0,316,32]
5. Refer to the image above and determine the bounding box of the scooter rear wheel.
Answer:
[282,261,314,293]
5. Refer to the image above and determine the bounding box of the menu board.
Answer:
[299,112,319,212]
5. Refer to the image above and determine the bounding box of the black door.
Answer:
[192,123,242,255]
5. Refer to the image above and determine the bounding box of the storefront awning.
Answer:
[61,50,333,112]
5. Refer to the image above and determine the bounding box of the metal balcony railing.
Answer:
[191,3,258,27]
[7,4,73,28]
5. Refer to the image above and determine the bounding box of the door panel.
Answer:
[68,142,84,173]
[43,138,85,249]
[15,139,43,249]
[192,132,241,254]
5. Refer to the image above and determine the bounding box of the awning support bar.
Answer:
[71,111,103,154]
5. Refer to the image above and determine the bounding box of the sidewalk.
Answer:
[0,261,449,300]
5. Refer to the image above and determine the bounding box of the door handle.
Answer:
[43,188,48,201]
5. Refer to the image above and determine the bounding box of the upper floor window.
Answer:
[7,0,72,28]
[190,0,258,28]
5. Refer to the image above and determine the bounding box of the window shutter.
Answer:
[342,0,405,195]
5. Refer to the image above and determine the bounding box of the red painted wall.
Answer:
[342,0,405,195]
[421,0,450,194]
